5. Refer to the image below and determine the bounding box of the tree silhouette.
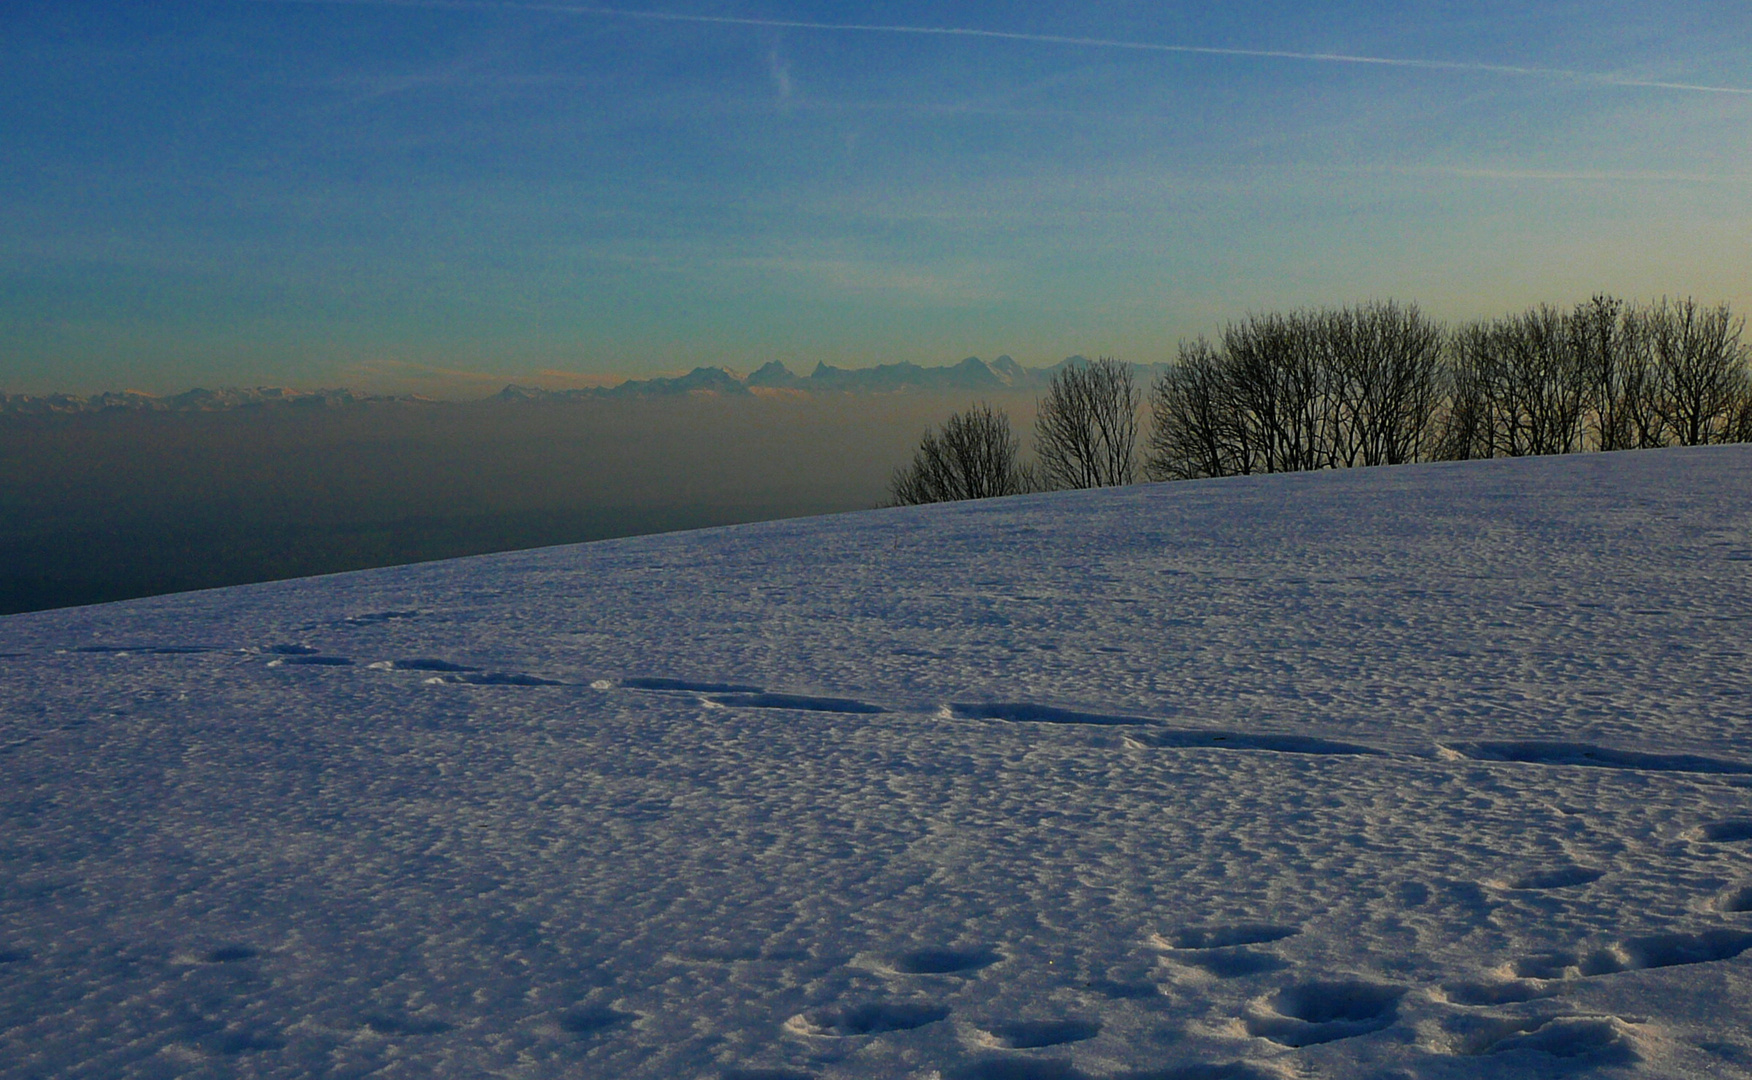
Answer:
[1034,357,1138,489]
[889,403,1031,505]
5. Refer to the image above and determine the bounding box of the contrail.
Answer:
[252,0,1752,97]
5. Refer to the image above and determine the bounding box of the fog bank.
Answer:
[0,392,1038,614]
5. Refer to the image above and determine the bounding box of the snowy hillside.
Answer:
[5,447,1752,1079]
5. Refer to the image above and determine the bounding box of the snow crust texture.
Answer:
[4,447,1752,1079]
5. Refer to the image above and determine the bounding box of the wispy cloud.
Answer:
[766,46,792,100]
[253,0,1752,96]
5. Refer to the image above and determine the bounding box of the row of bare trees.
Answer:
[1150,296,1750,479]
[889,358,1139,505]
[890,296,1751,505]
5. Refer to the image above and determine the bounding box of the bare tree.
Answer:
[1151,303,1443,476]
[1432,325,1495,461]
[1220,313,1329,473]
[1034,357,1139,489]
[1503,305,1590,455]
[1571,295,1647,452]
[1324,301,1444,467]
[1146,339,1252,480]
[1440,307,1588,458]
[1643,297,1750,446]
[889,403,1031,505]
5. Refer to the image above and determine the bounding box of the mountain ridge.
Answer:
[2,355,1175,414]
[494,353,1172,402]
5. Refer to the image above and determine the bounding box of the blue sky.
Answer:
[3,1,1749,395]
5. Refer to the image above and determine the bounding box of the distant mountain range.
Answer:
[0,386,418,416]
[2,356,1170,414]
[497,355,1173,401]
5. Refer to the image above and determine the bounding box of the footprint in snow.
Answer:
[342,610,420,626]
[621,676,763,693]
[1508,929,1752,980]
[783,1001,948,1038]
[1444,740,1752,775]
[360,1012,453,1036]
[70,644,215,655]
[1692,820,1752,842]
[948,1061,1272,1080]
[1440,979,1557,1006]
[947,1060,1084,1080]
[1491,865,1605,891]
[1443,1012,1638,1062]
[889,947,1001,975]
[708,692,885,715]
[369,658,479,672]
[426,671,562,686]
[973,1018,1101,1050]
[1712,884,1752,913]
[555,1005,633,1038]
[1158,924,1299,950]
[1150,924,1298,979]
[951,702,1154,727]
[951,703,1383,756]
[1242,979,1403,1047]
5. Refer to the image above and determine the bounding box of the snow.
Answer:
[4,446,1752,1079]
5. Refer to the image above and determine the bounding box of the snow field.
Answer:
[3,446,1752,1078]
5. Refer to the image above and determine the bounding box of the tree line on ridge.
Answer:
[889,296,1752,505]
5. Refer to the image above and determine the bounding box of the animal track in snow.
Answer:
[951,703,1383,756]
[1132,730,1383,756]
[950,1063,1275,1080]
[1242,980,1402,1047]
[370,658,480,672]
[1168,951,1288,978]
[1113,1067,1277,1080]
[556,1005,634,1037]
[1510,929,1752,979]
[948,1060,1082,1080]
[622,677,762,693]
[1158,925,1299,950]
[1713,884,1752,913]
[1441,979,1557,1006]
[72,644,215,655]
[784,1001,948,1037]
[1445,740,1752,775]
[976,1019,1101,1050]
[950,702,1155,726]
[707,693,886,714]
[1448,1013,1637,1061]
[890,947,1000,975]
[426,671,562,686]
[360,1012,453,1036]
[1498,866,1604,891]
[1152,924,1296,978]
[1695,820,1752,842]
[343,610,420,625]
[182,1025,286,1056]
